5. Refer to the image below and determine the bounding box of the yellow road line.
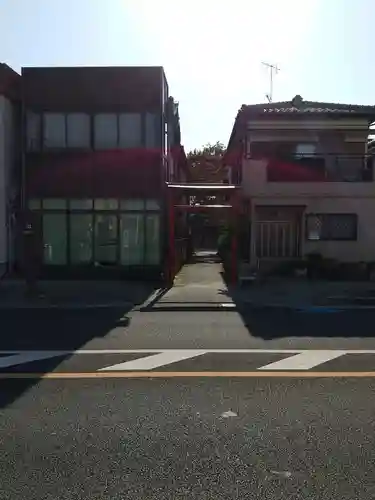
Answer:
[1,371,375,379]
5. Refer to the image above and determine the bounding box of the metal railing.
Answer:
[266,154,373,182]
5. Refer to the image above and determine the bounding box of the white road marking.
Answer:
[270,471,292,479]
[2,349,375,354]
[220,410,238,418]
[0,349,373,372]
[258,350,347,371]
[0,351,69,368]
[98,350,207,371]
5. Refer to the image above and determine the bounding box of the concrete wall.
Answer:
[22,66,164,112]
[0,95,16,276]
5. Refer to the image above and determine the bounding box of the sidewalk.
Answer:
[152,261,230,306]
[230,279,375,310]
[6,275,375,311]
[144,260,375,311]
[0,279,158,309]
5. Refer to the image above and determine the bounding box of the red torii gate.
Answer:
[166,183,241,285]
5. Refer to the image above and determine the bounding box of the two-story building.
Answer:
[225,95,375,270]
[0,63,21,278]
[23,66,186,279]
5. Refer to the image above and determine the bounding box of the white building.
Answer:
[225,96,375,269]
[0,63,20,278]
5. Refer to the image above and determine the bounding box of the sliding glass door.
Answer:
[43,214,67,265]
[145,214,160,265]
[95,214,118,265]
[70,214,93,264]
[32,198,162,268]
[120,214,144,265]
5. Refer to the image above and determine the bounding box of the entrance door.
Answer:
[255,220,299,259]
[120,213,144,265]
[94,214,118,265]
[43,213,67,265]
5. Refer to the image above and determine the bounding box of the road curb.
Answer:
[240,299,375,311]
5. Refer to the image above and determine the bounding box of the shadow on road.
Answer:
[219,279,375,340]
[0,285,157,409]
[238,307,375,338]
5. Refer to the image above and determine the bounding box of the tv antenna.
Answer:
[262,62,280,103]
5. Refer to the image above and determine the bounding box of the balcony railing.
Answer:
[266,155,373,182]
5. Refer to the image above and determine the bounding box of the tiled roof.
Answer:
[242,96,375,116]
[224,96,375,162]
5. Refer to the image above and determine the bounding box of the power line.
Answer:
[262,62,280,103]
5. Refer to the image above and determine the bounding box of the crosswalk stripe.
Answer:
[0,351,68,369]
[98,350,207,371]
[0,350,373,372]
[257,350,347,371]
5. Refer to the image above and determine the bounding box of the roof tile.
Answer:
[242,97,375,116]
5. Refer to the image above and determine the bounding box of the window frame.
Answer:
[42,212,68,265]
[26,111,42,152]
[28,112,93,151]
[93,113,119,150]
[29,198,163,267]
[27,111,155,152]
[119,113,142,148]
[66,112,91,149]
[294,143,318,158]
[43,112,67,149]
[305,213,358,242]
[69,212,94,265]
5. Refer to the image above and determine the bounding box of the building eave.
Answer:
[0,63,21,101]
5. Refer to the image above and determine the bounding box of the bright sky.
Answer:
[1,0,374,150]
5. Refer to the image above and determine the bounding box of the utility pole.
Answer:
[262,62,279,103]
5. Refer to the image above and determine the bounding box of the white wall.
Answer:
[249,196,375,263]
[242,158,375,199]
[239,120,375,264]
[0,95,16,277]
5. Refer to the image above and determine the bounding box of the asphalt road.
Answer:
[1,377,375,499]
[1,307,375,498]
[2,306,375,351]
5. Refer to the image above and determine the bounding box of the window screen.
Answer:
[306,214,357,241]
[67,113,90,148]
[26,112,41,151]
[94,114,118,149]
[119,113,142,148]
[43,113,66,148]
[295,143,317,158]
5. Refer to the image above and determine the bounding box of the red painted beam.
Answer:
[174,204,232,210]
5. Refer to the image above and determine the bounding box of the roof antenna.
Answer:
[262,62,280,103]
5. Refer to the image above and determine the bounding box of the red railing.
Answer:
[265,155,373,182]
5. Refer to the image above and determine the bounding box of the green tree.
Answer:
[187,141,225,158]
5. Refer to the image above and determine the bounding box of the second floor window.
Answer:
[295,143,317,158]
[94,113,143,149]
[26,111,158,151]
[44,113,66,148]
[94,114,118,149]
[67,114,90,148]
[26,111,41,151]
[43,113,91,149]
